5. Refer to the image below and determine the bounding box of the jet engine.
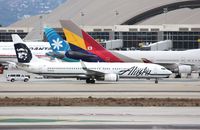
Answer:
[178,65,192,74]
[46,52,65,59]
[65,51,99,62]
[104,73,119,81]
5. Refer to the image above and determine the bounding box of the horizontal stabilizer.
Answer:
[12,34,24,43]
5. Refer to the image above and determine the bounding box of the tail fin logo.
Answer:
[87,46,93,50]
[44,27,70,52]
[14,43,32,63]
[52,38,63,50]
[16,48,28,61]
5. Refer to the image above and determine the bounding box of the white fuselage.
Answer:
[112,49,200,71]
[16,61,172,79]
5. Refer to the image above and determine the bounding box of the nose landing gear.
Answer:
[155,78,158,84]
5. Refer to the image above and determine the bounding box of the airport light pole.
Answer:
[163,8,168,42]
[80,11,85,27]
[163,8,168,25]
[39,15,43,41]
[115,10,119,25]
[114,10,119,40]
[110,10,119,49]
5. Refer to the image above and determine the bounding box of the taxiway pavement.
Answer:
[0,78,200,98]
[0,107,200,129]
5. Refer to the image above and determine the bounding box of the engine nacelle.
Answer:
[65,51,98,62]
[104,73,119,81]
[178,65,192,74]
[77,75,88,80]
[46,52,65,59]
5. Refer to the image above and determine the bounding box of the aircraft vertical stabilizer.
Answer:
[14,43,33,63]
[12,34,24,43]
[44,27,70,52]
[60,20,123,62]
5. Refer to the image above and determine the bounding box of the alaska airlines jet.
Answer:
[60,20,200,74]
[13,43,171,83]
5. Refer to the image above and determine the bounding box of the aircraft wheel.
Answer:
[86,79,95,84]
[155,79,158,84]
[91,79,95,84]
[86,79,90,84]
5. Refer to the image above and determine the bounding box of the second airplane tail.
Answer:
[44,27,71,52]
[60,20,123,62]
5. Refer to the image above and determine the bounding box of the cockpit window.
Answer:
[161,68,166,70]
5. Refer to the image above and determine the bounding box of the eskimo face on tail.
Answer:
[14,43,32,63]
[17,48,28,60]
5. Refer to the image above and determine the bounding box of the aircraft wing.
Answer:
[141,57,198,72]
[80,61,105,76]
[141,58,196,66]
[141,58,177,67]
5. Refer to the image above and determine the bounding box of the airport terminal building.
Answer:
[1,0,200,50]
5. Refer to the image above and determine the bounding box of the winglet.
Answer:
[80,60,87,70]
[11,34,24,43]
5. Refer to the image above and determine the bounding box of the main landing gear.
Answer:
[155,78,158,84]
[86,78,95,84]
